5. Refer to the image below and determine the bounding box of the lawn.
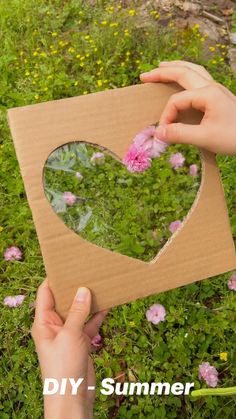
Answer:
[0,1,236,418]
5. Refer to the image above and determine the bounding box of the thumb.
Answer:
[64,287,91,332]
[155,123,207,148]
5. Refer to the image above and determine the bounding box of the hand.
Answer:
[31,279,108,419]
[140,60,236,155]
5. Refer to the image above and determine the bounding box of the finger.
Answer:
[159,89,207,125]
[34,278,55,324]
[155,122,207,148]
[159,61,213,81]
[140,66,211,89]
[64,287,91,333]
[84,309,109,339]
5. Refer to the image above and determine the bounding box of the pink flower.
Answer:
[199,362,219,388]
[169,220,182,234]
[4,246,22,261]
[189,164,198,176]
[91,333,102,347]
[75,172,83,180]
[228,274,236,291]
[133,125,167,158]
[63,191,77,206]
[90,152,105,165]
[169,152,185,169]
[4,295,25,308]
[123,143,151,172]
[146,304,166,325]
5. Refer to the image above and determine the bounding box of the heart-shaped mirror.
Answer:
[43,128,201,262]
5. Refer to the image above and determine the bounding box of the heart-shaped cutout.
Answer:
[43,132,201,262]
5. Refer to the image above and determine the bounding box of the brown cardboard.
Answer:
[7,82,236,319]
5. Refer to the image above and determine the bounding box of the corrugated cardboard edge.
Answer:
[7,82,236,318]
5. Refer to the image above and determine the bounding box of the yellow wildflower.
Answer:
[83,91,88,94]
[84,35,90,40]
[101,20,108,26]
[0,226,4,233]
[25,71,30,76]
[128,9,136,16]
[220,352,228,361]
[52,32,58,37]
[129,321,135,327]
[114,31,119,36]
[34,94,39,100]
[97,80,103,87]
[209,46,215,52]
[76,54,81,58]
[96,60,102,64]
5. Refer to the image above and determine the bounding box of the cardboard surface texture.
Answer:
[8,82,236,319]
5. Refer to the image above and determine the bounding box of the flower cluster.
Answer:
[122,125,167,172]
[122,125,198,175]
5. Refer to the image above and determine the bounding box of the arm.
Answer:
[31,280,108,419]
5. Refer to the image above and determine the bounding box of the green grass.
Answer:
[0,1,236,418]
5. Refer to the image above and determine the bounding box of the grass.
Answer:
[0,1,236,418]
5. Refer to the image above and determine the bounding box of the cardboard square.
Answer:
[8,82,236,319]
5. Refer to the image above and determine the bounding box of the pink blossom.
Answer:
[4,246,22,261]
[123,143,151,173]
[228,274,236,291]
[169,220,182,234]
[91,333,102,347]
[189,164,198,177]
[199,362,219,387]
[63,191,77,206]
[90,152,105,165]
[133,125,167,158]
[4,295,25,308]
[146,304,166,325]
[75,172,83,180]
[169,152,185,169]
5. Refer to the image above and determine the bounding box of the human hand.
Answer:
[31,279,108,419]
[140,60,236,155]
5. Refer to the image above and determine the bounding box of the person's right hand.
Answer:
[140,61,236,155]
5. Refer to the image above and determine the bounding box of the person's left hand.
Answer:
[31,279,108,419]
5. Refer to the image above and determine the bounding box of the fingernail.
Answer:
[76,287,89,302]
[159,61,169,66]
[155,124,167,140]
